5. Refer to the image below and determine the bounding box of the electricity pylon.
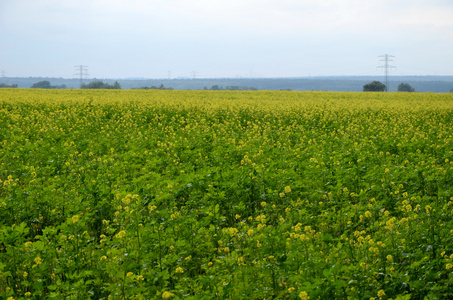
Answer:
[377,55,396,92]
[74,65,89,87]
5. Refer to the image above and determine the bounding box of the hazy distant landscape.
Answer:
[2,75,453,92]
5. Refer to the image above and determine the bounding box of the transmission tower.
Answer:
[377,54,396,92]
[74,65,89,87]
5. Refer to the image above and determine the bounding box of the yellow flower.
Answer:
[299,291,310,300]
[446,263,453,270]
[279,192,285,198]
[175,267,184,273]
[126,272,134,277]
[386,255,393,262]
[34,256,42,265]
[260,201,267,207]
[25,241,33,248]
[115,230,126,238]
[288,287,296,293]
[364,211,372,218]
[122,196,131,205]
[377,289,386,297]
[136,275,144,281]
[162,291,174,299]
[284,186,291,193]
[71,215,79,224]
[25,292,31,297]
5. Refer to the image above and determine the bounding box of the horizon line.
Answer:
[2,74,453,80]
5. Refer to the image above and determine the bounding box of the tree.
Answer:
[363,81,386,92]
[0,83,18,88]
[113,81,121,89]
[397,83,415,92]
[81,80,121,89]
[31,80,52,89]
[31,81,66,89]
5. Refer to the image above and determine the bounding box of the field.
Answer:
[1,89,453,299]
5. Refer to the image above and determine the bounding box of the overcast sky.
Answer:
[1,0,452,78]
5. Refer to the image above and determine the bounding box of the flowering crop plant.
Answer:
[1,88,453,299]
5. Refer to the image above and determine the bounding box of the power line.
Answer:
[74,65,89,87]
[377,54,396,92]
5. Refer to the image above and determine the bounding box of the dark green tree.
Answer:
[30,81,65,89]
[31,80,52,89]
[0,83,18,88]
[81,80,121,89]
[397,83,415,92]
[363,81,386,92]
[113,81,121,89]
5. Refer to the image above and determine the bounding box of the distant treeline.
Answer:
[0,83,18,88]
[1,76,453,92]
[133,84,173,90]
[31,80,66,89]
[81,80,121,89]
[206,85,257,91]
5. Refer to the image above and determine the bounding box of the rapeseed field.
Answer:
[1,89,453,299]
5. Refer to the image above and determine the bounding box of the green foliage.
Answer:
[31,80,66,89]
[398,83,415,92]
[134,83,173,90]
[209,85,257,91]
[0,83,18,88]
[81,80,121,89]
[363,81,386,92]
[1,89,453,298]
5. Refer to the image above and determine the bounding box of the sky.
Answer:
[1,0,453,79]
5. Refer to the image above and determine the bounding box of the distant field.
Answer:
[1,89,453,299]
